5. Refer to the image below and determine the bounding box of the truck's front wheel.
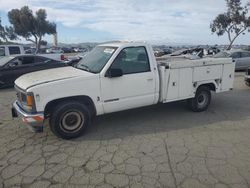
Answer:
[49,101,90,139]
[187,86,211,112]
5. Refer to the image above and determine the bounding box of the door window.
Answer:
[7,57,23,67]
[241,52,250,58]
[35,56,50,63]
[231,52,241,58]
[111,46,150,74]
[22,56,35,64]
[8,46,21,55]
[7,56,35,67]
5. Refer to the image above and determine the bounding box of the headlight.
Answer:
[15,85,36,112]
[19,92,34,112]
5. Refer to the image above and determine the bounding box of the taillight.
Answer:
[61,54,65,61]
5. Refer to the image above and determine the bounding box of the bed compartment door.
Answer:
[221,63,235,91]
[179,68,193,98]
[193,65,222,82]
[166,69,179,101]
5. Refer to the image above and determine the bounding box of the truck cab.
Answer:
[11,42,235,139]
[99,43,159,113]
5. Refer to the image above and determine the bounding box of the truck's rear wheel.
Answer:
[187,86,211,112]
[49,101,90,139]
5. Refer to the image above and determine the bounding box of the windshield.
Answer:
[213,51,230,58]
[0,56,14,67]
[76,46,117,73]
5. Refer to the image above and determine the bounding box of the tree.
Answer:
[0,17,17,43]
[0,18,4,43]
[210,0,250,50]
[8,6,56,51]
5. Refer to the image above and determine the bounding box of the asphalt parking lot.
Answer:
[0,72,250,188]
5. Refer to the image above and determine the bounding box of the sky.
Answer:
[0,0,249,45]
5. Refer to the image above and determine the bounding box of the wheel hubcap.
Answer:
[197,92,207,107]
[60,111,84,133]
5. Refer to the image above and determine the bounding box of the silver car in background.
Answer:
[214,50,250,70]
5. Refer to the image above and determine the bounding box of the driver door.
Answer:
[100,46,157,113]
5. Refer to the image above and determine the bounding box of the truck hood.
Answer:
[15,66,94,90]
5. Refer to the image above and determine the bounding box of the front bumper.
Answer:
[12,100,44,132]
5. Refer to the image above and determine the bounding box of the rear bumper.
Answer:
[12,100,44,132]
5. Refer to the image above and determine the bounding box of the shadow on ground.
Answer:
[72,86,250,141]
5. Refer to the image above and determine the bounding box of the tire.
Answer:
[187,86,211,112]
[49,101,91,139]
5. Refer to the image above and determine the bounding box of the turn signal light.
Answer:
[26,95,33,106]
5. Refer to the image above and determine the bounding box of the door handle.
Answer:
[147,78,153,81]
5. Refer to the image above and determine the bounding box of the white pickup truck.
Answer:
[0,45,65,61]
[0,45,25,56]
[11,42,235,139]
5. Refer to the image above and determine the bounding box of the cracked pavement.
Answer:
[0,72,250,188]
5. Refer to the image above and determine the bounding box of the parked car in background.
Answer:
[46,47,63,54]
[213,50,250,70]
[24,48,37,54]
[154,48,172,57]
[0,45,25,57]
[245,67,250,86]
[64,56,82,66]
[205,47,220,55]
[42,53,65,61]
[61,47,74,53]
[25,48,48,54]
[64,51,90,66]
[72,47,88,53]
[0,55,68,88]
[78,51,89,58]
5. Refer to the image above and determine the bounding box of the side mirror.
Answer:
[106,68,123,78]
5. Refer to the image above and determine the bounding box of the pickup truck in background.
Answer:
[11,42,235,139]
[0,45,25,56]
[0,45,65,61]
